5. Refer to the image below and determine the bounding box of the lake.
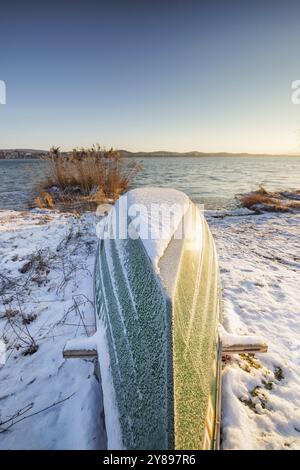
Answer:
[1,156,300,211]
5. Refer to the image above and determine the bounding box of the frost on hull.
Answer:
[94,188,221,450]
[95,234,173,449]
[172,219,220,449]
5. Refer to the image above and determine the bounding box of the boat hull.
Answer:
[94,192,221,450]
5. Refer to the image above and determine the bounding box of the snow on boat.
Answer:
[62,187,268,449]
[94,188,222,450]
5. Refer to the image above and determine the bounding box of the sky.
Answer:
[1,0,300,153]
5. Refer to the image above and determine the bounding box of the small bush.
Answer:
[37,145,140,209]
[239,187,300,213]
[34,192,55,209]
[256,185,268,195]
[240,193,272,209]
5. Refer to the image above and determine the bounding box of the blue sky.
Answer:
[0,0,300,153]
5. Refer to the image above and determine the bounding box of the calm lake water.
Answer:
[1,156,300,210]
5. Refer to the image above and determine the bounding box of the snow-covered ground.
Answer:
[0,208,299,449]
[208,210,300,450]
[0,210,106,449]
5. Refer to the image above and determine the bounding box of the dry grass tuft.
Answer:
[287,200,300,210]
[34,192,55,209]
[256,185,268,195]
[239,187,300,213]
[240,193,273,209]
[35,145,140,210]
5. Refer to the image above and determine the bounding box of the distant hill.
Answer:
[119,150,299,158]
[1,148,299,160]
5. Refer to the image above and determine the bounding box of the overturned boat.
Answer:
[94,187,221,450]
[63,187,267,450]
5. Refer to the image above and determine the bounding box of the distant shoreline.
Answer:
[122,152,300,158]
[1,149,300,160]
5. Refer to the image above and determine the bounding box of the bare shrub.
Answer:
[256,185,268,195]
[34,192,54,209]
[239,187,300,212]
[287,200,300,209]
[240,193,272,209]
[37,145,140,207]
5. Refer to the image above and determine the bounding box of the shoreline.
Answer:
[2,152,300,161]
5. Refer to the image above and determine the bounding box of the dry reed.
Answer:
[35,145,140,209]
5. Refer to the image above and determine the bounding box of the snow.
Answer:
[218,324,267,350]
[208,210,300,450]
[63,332,98,354]
[92,322,123,450]
[103,188,190,271]
[0,206,299,449]
[0,210,106,449]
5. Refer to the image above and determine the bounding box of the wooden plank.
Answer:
[222,344,268,355]
[63,348,97,359]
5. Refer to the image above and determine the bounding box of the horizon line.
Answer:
[0,147,300,157]
[120,150,300,157]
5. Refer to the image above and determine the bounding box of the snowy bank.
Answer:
[0,210,106,449]
[208,210,300,450]
[0,208,299,449]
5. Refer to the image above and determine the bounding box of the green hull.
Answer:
[94,190,221,449]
